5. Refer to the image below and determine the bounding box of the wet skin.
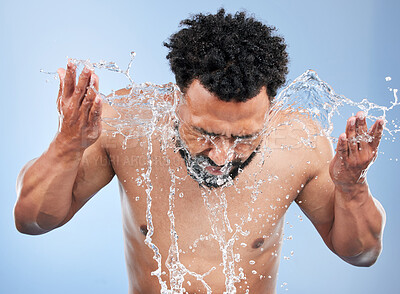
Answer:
[15,65,386,294]
[102,80,385,293]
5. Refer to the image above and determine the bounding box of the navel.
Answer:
[252,238,265,249]
[140,225,148,236]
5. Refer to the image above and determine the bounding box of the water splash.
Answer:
[269,69,400,143]
[42,53,399,293]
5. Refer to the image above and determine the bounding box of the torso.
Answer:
[102,104,319,293]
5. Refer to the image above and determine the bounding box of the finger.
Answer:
[91,73,99,92]
[73,66,93,106]
[81,74,97,117]
[355,111,368,133]
[368,119,384,150]
[345,117,358,155]
[355,111,368,151]
[336,133,348,159]
[56,68,66,113]
[64,61,77,98]
[88,95,103,126]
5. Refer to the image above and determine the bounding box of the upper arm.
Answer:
[295,132,336,250]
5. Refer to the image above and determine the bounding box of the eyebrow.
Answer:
[193,126,259,139]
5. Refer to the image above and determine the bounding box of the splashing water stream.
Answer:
[45,53,399,293]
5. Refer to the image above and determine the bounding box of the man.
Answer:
[15,9,385,294]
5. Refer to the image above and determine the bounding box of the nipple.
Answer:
[252,238,265,249]
[140,225,148,236]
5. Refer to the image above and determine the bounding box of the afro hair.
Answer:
[164,8,289,102]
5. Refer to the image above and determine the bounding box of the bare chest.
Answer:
[110,138,311,256]
[106,134,314,291]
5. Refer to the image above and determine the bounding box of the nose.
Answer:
[207,138,235,166]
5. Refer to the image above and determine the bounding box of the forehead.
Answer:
[179,80,270,135]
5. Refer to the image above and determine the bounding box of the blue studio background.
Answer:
[1,0,399,293]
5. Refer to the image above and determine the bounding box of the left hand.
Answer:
[329,111,384,190]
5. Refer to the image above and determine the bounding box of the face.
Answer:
[176,80,271,188]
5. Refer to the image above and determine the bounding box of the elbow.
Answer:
[14,205,36,235]
[345,255,379,268]
[346,256,378,268]
[14,219,39,235]
[341,243,382,267]
[14,218,49,236]
[14,199,49,235]
[14,212,36,235]
[14,211,27,234]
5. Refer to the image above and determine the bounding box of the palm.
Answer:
[329,112,384,187]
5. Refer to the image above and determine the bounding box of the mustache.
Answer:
[174,123,244,168]
[193,154,243,168]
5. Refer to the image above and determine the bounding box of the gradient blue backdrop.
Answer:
[1,0,399,293]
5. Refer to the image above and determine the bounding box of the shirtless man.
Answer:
[14,9,385,294]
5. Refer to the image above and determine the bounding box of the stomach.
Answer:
[121,207,284,294]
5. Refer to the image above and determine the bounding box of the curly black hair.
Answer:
[164,8,289,102]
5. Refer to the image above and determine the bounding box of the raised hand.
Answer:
[56,61,102,151]
[329,111,384,190]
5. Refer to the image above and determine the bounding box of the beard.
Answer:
[176,136,259,189]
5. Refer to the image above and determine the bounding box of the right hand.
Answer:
[56,61,102,151]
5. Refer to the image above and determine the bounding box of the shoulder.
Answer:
[266,107,334,173]
[97,88,133,152]
[99,83,179,149]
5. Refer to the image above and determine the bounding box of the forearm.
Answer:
[329,182,386,266]
[15,135,84,235]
